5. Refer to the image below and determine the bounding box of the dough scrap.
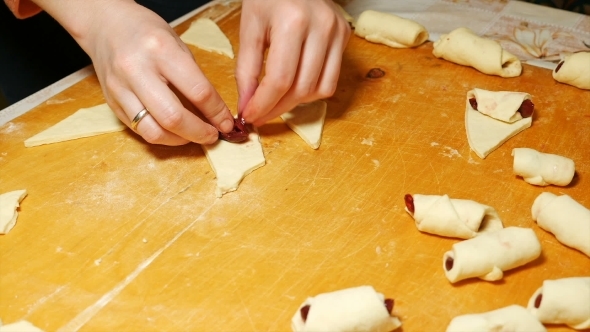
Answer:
[0,189,28,234]
[465,94,532,159]
[446,305,546,332]
[24,103,125,147]
[406,194,503,239]
[291,285,401,332]
[202,129,265,197]
[513,148,575,186]
[531,192,590,257]
[280,101,327,149]
[443,227,541,283]
[0,320,44,332]
[467,88,531,123]
[180,18,234,59]
[355,10,428,48]
[433,27,521,78]
[527,277,590,330]
[553,52,590,90]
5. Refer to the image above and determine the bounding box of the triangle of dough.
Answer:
[202,130,265,197]
[180,18,234,59]
[24,103,125,147]
[465,99,532,159]
[280,100,327,149]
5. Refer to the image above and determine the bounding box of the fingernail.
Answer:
[220,118,234,133]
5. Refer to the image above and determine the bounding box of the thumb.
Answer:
[235,15,265,117]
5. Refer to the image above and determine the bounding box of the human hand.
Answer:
[38,0,235,145]
[236,0,351,127]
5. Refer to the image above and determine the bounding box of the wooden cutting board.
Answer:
[1,3,589,331]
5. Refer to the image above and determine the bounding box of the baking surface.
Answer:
[1,3,589,331]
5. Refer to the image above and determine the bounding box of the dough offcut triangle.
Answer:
[280,100,327,149]
[180,18,234,59]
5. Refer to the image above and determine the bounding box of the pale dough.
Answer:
[0,320,44,332]
[280,101,327,149]
[24,103,125,147]
[467,88,531,123]
[513,148,575,186]
[355,10,429,48]
[202,129,265,197]
[531,192,590,257]
[553,52,590,90]
[446,305,546,332]
[433,27,521,78]
[465,94,532,159]
[291,285,401,332]
[180,18,234,59]
[443,227,541,283]
[527,277,590,330]
[0,189,27,234]
[406,194,503,239]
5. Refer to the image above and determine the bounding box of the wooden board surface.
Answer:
[1,3,589,331]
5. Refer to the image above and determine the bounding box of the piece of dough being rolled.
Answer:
[527,277,590,330]
[0,320,44,332]
[446,305,546,332]
[513,148,575,186]
[355,10,429,48]
[291,285,401,332]
[404,194,503,239]
[443,227,541,283]
[467,88,533,123]
[553,52,590,90]
[0,189,28,234]
[531,192,590,257]
[433,27,521,78]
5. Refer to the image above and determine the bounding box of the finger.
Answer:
[235,15,265,115]
[159,44,235,134]
[108,88,190,146]
[315,19,351,99]
[130,71,222,145]
[241,20,306,124]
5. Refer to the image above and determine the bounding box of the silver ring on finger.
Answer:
[131,108,150,131]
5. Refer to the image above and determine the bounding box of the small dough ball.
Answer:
[291,285,401,332]
[553,52,590,90]
[355,10,429,48]
[531,192,590,257]
[433,27,521,78]
[527,277,590,330]
[512,148,575,186]
[446,305,546,332]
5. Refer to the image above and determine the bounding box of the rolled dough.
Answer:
[527,277,590,330]
[24,103,125,147]
[280,101,327,149]
[512,148,575,186]
[0,189,28,234]
[202,129,265,197]
[446,305,547,332]
[354,10,428,48]
[553,52,590,90]
[467,88,531,123]
[291,285,401,332]
[406,194,503,239]
[433,27,521,78]
[180,18,234,59]
[531,192,590,257]
[465,93,532,159]
[443,227,541,283]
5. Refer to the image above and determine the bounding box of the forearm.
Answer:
[28,0,135,53]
